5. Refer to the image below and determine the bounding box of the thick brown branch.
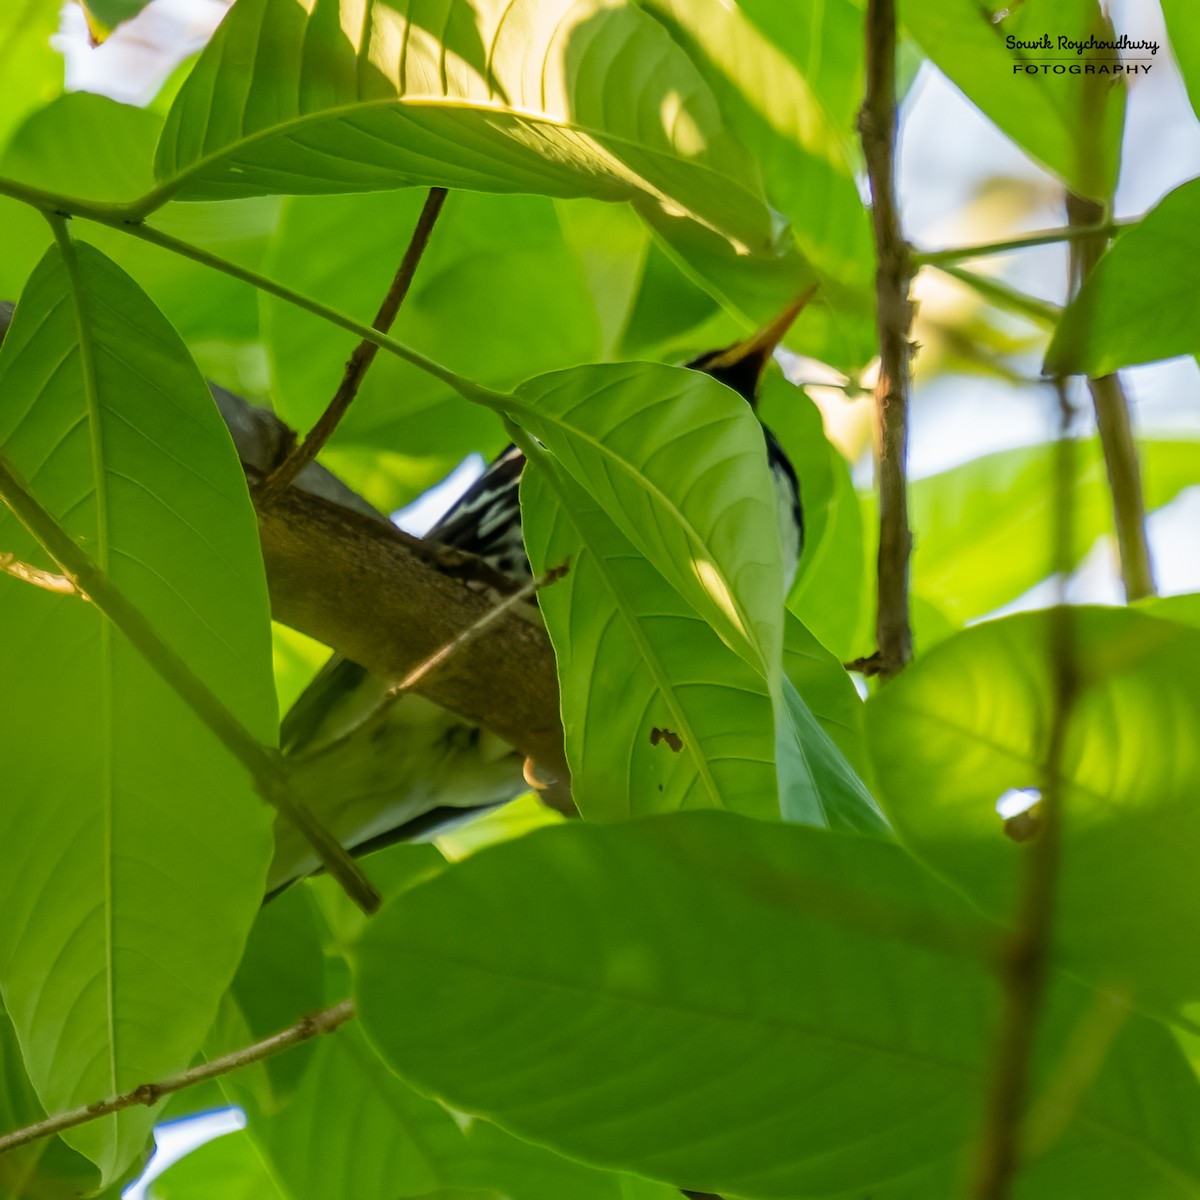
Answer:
[256,187,448,507]
[1065,194,1156,601]
[0,1001,354,1156]
[858,0,915,679]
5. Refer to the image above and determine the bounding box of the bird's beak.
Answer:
[703,285,818,373]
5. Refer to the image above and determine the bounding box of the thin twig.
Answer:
[857,0,914,679]
[966,381,1079,1200]
[914,219,1124,267]
[0,451,380,914]
[1065,193,1155,601]
[0,1001,354,1156]
[257,188,448,508]
[0,551,88,598]
[389,561,568,698]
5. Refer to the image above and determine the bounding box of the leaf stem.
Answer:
[1065,193,1155,601]
[256,187,449,507]
[0,175,507,411]
[857,0,914,679]
[0,1001,355,1156]
[0,452,381,914]
[914,220,1124,267]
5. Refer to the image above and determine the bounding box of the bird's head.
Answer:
[685,286,817,405]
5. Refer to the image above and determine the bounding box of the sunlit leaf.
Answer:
[910,437,1200,620]
[1046,177,1200,375]
[155,0,786,263]
[356,813,1200,1198]
[0,242,275,1183]
[149,1129,285,1200]
[902,0,1124,202]
[510,362,785,671]
[866,608,1200,1013]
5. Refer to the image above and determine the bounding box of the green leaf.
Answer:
[1046,178,1200,375]
[242,1018,676,1200]
[782,611,868,778]
[865,608,1200,1013]
[633,0,877,371]
[521,462,780,822]
[901,0,1124,202]
[154,0,786,261]
[735,0,866,134]
[910,438,1200,620]
[80,0,154,39]
[149,1129,286,1200]
[262,190,599,481]
[0,1008,135,1200]
[225,889,327,1108]
[1161,0,1200,125]
[0,97,278,354]
[510,362,785,673]
[356,813,1200,1198]
[0,1,62,156]
[785,437,866,661]
[0,242,275,1182]
[2,93,158,202]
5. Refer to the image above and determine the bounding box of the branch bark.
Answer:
[1065,193,1156,602]
[857,0,915,679]
[0,1001,355,1156]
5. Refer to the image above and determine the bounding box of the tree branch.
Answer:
[913,219,1123,267]
[256,187,448,507]
[967,381,1079,1200]
[1065,193,1156,601]
[0,1001,355,1156]
[857,0,914,679]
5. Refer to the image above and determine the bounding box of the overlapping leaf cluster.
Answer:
[0,2,1198,1199]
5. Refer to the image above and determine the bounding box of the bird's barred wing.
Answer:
[425,444,530,579]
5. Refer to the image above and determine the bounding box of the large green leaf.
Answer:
[634,0,876,371]
[356,813,1200,1198]
[154,0,785,261]
[0,243,275,1182]
[902,0,1124,202]
[0,0,61,156]
[262,189,599,493]
[1045,178,1200,375]
[0,95,277,358]
[509,362,785,672]
[910,437,1200,621]
[0,1008,135,1200]
[522,459,881,831]
[633,0,878,369]
[241,1019,678,1200]
[521,462,780,821]
[150,1130,287,1200]
[735,0,866,135]
[865,608,1200,1014]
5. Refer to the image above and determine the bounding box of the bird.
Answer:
[264,294,813,895]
